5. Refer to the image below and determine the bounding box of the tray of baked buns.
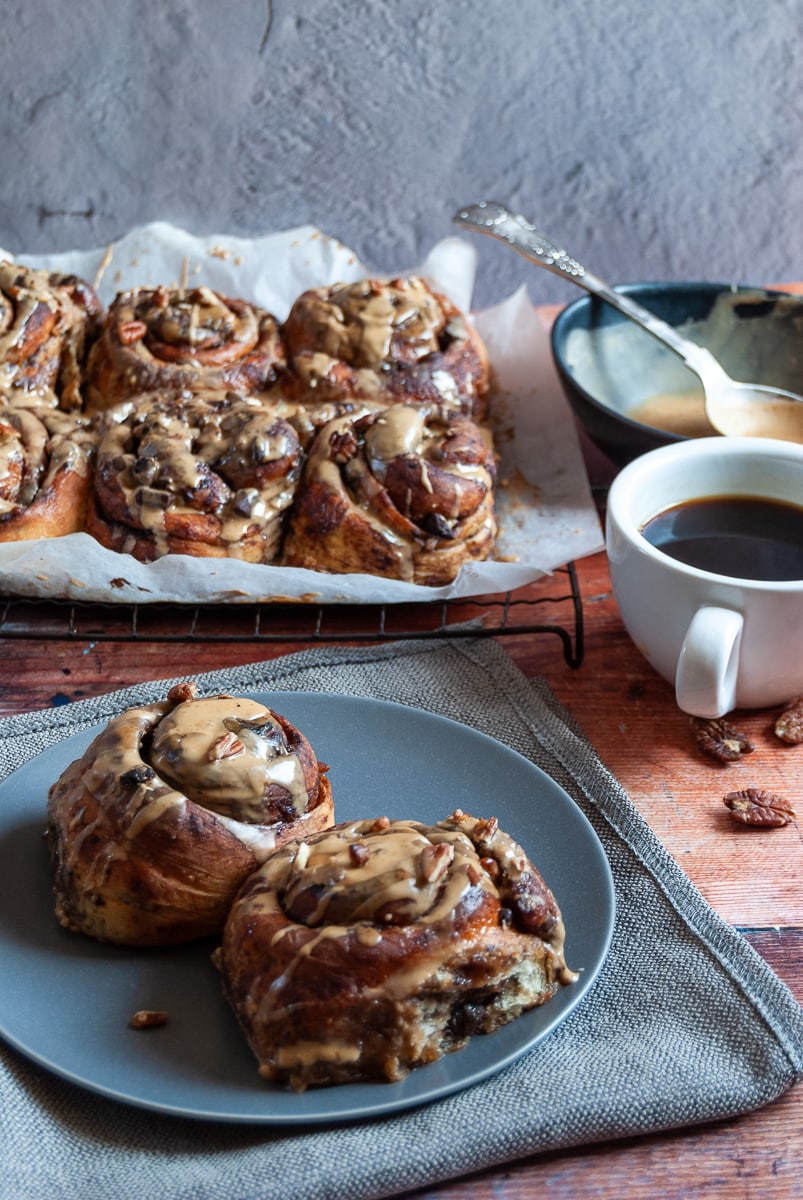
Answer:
[0,224,603,605]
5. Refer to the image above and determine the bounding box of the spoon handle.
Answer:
[453,201,724,384]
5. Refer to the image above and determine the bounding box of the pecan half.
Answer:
[118,319,148,345]
[208,732,245,761]
[480,854,501,882]
[774,697,803,745]
[693,718,755,762]
[723,788,797,828]
[329,429,359,463]
[348,842,370,868]
[418,841,454,884]
[167,681,198,704]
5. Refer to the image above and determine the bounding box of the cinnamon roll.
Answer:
[86,390,303,562]
[0,260,102,410]
[281,404,497,584]
[85,284,285,411]
[46,683,335,946]
[0,399,96,541]
[214,810,575,1090]
[282,276,490,422]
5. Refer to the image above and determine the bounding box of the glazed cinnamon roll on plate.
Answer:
[0,691,611,1121]
[281,403,497,584]
[0,399,96,541]
[282,275,490,422]
[215,809,576,1091]
[87,389,303,562]
[85,284,285,411]
[46,682,334,946]
[0,260,103,410]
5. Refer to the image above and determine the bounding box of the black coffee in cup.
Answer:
[640,495,803,582]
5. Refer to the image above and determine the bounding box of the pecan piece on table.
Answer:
[774,697,803,745]
[129,1009,169,1029]
[693,718,755,762]
[723,788,797,828]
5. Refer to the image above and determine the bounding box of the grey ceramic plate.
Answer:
[0,692,614,1124]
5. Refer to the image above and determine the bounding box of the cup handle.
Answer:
[675,606,744,718]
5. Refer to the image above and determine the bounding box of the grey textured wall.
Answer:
[3,0,803,309]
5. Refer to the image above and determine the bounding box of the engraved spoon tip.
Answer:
[452,202,511,229]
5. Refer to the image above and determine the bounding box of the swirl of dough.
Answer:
[281,275,490,422]
[86,389,303,561]
[0,260,102,409]
[0,400,96,541]
[281,403,497,584]
[214,810,574,1090]
[85,284,285,410]
[46,682,335,946]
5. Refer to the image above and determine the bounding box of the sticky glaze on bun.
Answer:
[281,404,497,584]
[0,261,102,410]
[0,400,96,541]
[282,276,490,422]
[46,682,334,946]
[86,389,303,562]
[85,284,285,410]
[214,810,575,1090]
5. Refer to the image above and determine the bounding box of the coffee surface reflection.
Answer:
[641,495,803,582]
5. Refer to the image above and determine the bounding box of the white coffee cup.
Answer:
[605,436,803,717]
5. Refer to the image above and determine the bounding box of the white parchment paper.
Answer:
[0,224,603,603]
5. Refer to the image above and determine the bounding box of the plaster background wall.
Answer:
[2,0,802,309]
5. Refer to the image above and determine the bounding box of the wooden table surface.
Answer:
[1,378,801,1198]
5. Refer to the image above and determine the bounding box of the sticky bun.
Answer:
[282,276,490,422]
[214,810,575,1090]
[85,284,285,410]
[46,683,335,946]
[86,389,303,561]
[0,400,96,541]
[0,260,102,410]
[281,404,497,584]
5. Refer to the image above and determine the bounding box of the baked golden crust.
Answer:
[0,401,96,541]
[46,683,335,946]
[281,404,497,584]
[85,285,285,411]
[282,276,490,422]
[0,261,102,410]
[214,810,575,1090]
[86,389,303,562]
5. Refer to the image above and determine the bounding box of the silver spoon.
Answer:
[453,200,803,442]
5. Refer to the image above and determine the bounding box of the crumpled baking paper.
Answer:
[0,224,603,603]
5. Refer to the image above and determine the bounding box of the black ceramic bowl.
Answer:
[550,282,803,466]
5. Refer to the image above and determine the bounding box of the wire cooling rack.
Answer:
[0,564,584,667]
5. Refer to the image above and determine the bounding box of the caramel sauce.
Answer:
[628,390,716,438]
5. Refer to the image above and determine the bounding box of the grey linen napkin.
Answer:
[0,639,801,1200]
